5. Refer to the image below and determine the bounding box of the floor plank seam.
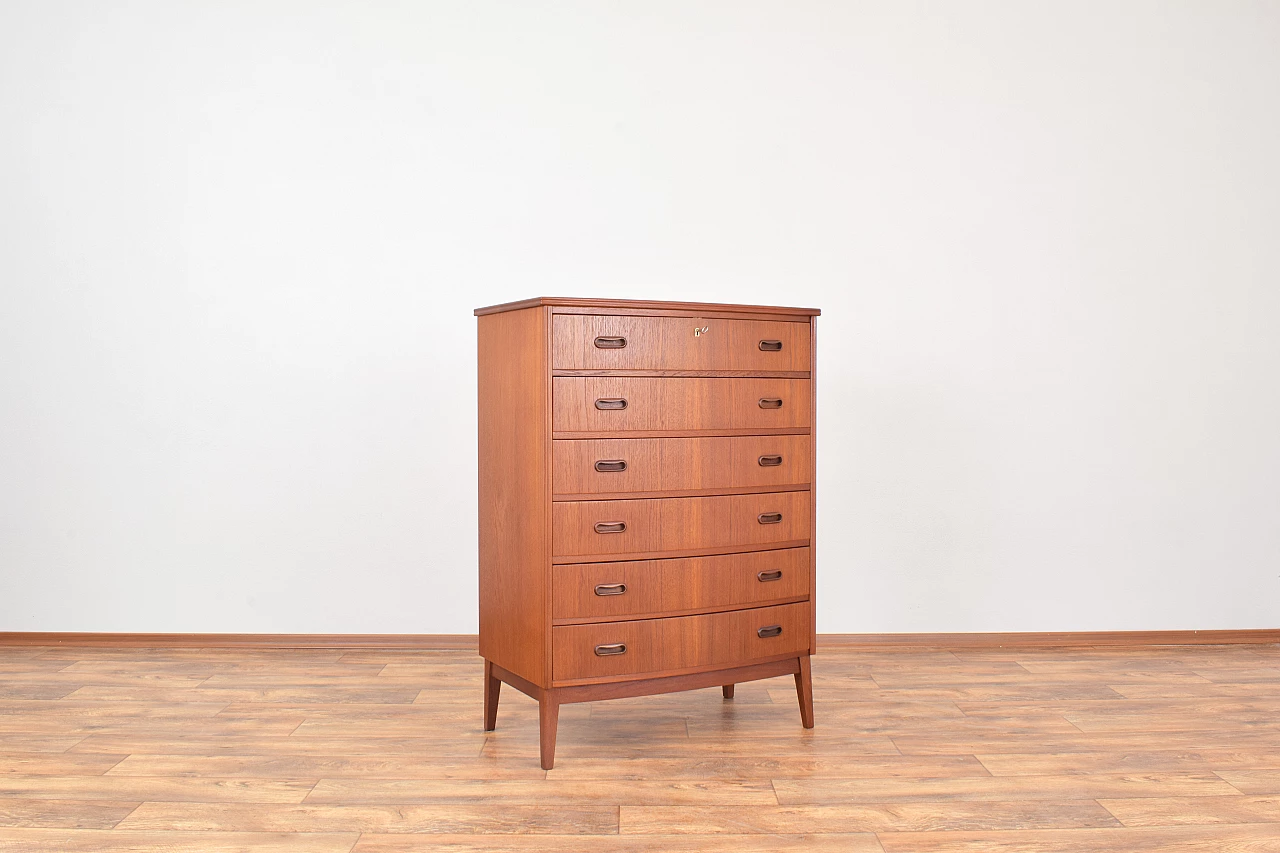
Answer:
[108,802,147,830]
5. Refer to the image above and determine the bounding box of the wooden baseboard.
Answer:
[0,633,480,649]
[0,629,1275,650]
[817,629,1280,649]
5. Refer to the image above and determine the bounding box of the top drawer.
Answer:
[553,314,811,373]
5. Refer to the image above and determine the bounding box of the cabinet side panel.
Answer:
[478,307,548,686]
[810,316,818,655]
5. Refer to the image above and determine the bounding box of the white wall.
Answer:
[2,1,1278,634]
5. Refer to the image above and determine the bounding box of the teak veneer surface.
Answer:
[551,602,812,683]
[552,548,811,623]
[479,299,819,769]
[552,435,812,498]
[476,307,548,687]
[475,296,822,317]
[551,491,811,560]
[552,377,812,433]
[552,314,812,372]
[1,643,1279,851]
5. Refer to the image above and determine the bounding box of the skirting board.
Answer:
[0,630,1276,649]
[819,630,1280,649]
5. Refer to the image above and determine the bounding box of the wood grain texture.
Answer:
[552,548,810,624]
[552,428,811,440]
[807,315,818,655]
[474,296,821,317]
[2,642,1278,850]
[551,604,811,682]
[554,369,812,378]
[552,314,811,372]
[0,829,361,852]
[553,377,812,433]
[552,435,812,498]
[477,306,550,687]
[551,657,802,702]
[354,834,881,852]
[552,491,810,560]
[874,824,1280,851]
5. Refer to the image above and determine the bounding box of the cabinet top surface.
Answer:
[474,296,821,317]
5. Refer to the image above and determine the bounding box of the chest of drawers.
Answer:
[476,297,819,769]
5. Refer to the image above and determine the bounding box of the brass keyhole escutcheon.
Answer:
[693,325,710,337]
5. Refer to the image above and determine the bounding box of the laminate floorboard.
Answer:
[1,643,1277,851]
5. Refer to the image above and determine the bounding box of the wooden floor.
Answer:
[1,643,1279,851]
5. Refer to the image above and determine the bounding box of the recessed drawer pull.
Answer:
[759,339,783,351]
[758,512,783,524]
[595,398,628,410]
[594,336,628,349]
[757,570,783,582]
[757,625,783,639]
[594,643,627,656]
[758,397,783,409]
[594,459,627,473]
[594,521,627,534]
[594,583,627,596]
[758,455,783,467]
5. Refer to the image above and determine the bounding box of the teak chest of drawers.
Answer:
[476,296,819,769]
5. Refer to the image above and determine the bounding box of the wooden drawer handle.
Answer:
[595,398,628,410]
[758,397,783,409]
[758,455,783,467]
[758,512,783,524]
[594,459,627,473]
[594,521,627,534]
[759,339,783,351]
[594,336,628,349]
[757,570,783,582]
[594,583,627,596]
[594,643,627,656]
[757,625,783,639]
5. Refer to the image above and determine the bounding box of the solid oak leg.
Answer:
[483,659,500,732]
[795,655,814,728]
[539,690,560,770]
[722,684,735,699]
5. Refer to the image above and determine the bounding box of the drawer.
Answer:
[553,435,812,497]
[553,547,810,622]
[553,378,811,433]
[553,602,811,682]
[553,491,810,560]
[553,314,811,372]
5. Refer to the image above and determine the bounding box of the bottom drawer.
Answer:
[552,602,810,684]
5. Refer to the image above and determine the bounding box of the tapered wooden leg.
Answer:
[539,691,560,770]
[722,684,735,699]
[795,655,814,728]
[483,659,501,732]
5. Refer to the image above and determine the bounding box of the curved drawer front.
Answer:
[553,435,812,497]
[553,314,811,372]
[553,602,811,683]
[553,547,810,623]
[553,377,811,433]
[553,491,810,560]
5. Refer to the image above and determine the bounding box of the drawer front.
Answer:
[553,435,812,497]
[553,314,811,372]
[553,378,811,433]
[553,547,810,622]
[553,602,811,682]
[553,491,810,560]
